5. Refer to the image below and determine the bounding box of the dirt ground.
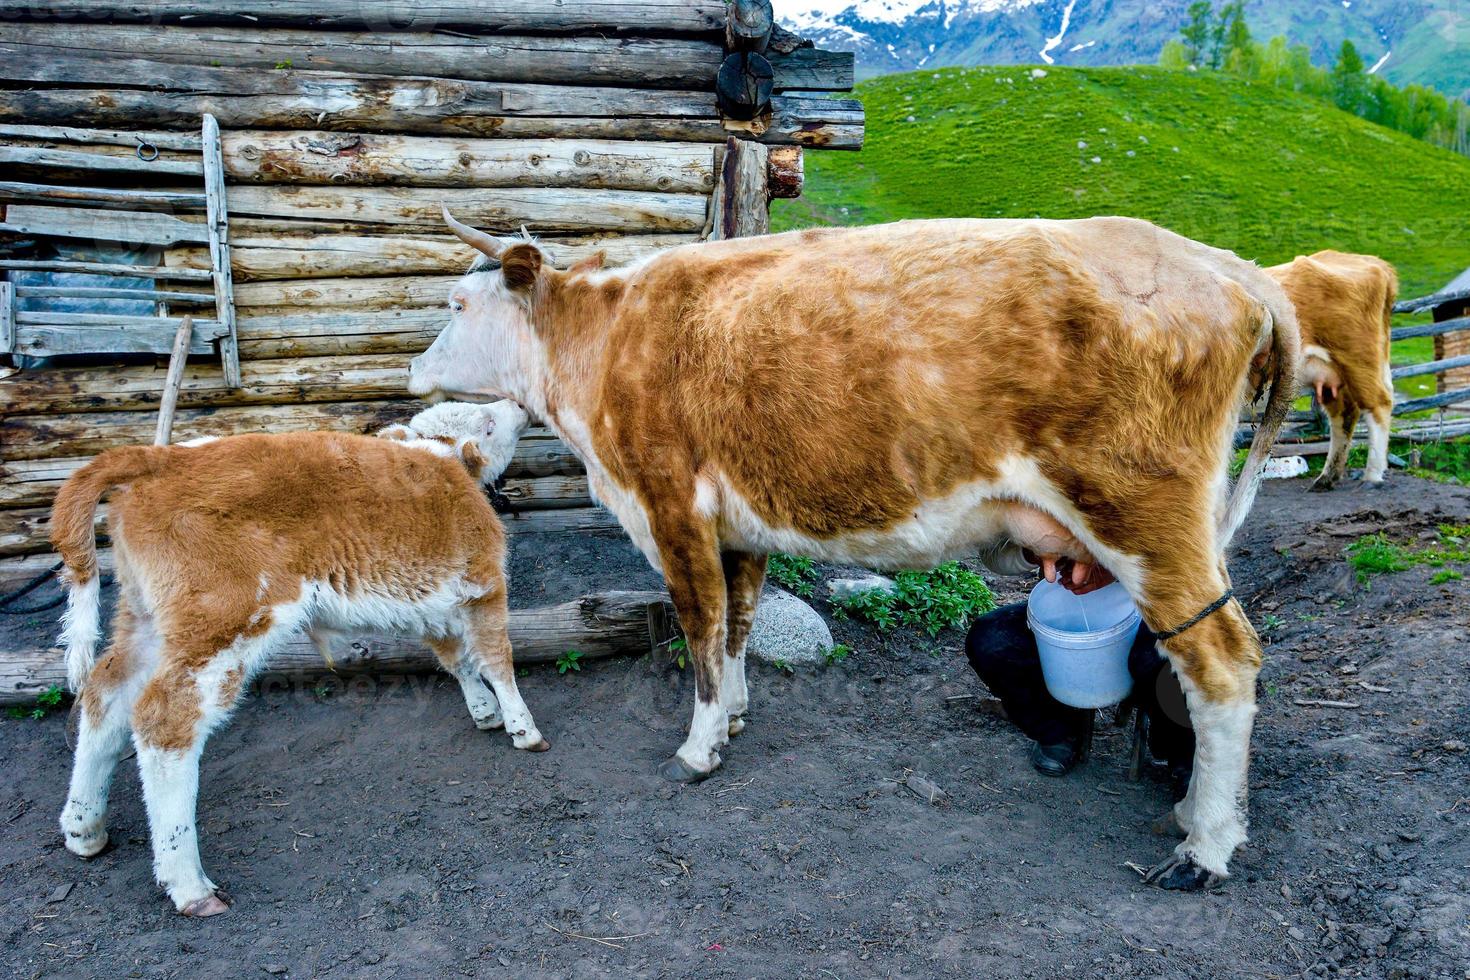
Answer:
[2,476,1468,980]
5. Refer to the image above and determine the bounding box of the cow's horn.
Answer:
[442,205,503,260]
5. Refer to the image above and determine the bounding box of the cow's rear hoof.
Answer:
[474,715,505,731]
[1308,477,1336,493]
[727,716,745,737]
[657,755,713,784]
[1144,852,1222,891]
[180,893,230,918]
[1362,478,1388,491]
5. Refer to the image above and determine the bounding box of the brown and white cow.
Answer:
[411,214,1298,889]
[1266,250,1398,488]
[52,401,541,916]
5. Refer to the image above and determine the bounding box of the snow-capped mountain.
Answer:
[781,0,1467,98]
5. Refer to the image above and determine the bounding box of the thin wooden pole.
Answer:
[202,114,241,387]
[154,314,193,446]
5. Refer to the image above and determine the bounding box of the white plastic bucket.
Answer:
[1027,579,1141,709]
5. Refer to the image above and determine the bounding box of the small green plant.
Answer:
[313,684,333,699]
[1346,528,1470,585]
[1297,611,1320,622]
[1430,569,1463,585]
[1260,613,1284,633]
[274,59,293,69]
[7,684,65,721]
[556,650,583,674]
[668,636,688,670]
[767,553,818,598]
[830,562,995,637]
[771,657,793,673]
[517,666,530,678]
[823,643,852,665]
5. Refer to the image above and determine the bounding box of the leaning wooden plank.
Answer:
[0,1,726,33]
[167,232,693,281]
[0,144,201,178]
[0,180,205,213]
[0,586,668,705]
[222,132,716,192]
[153,315,195,446]
[0,204,208,246]
[3,23,723,90]
[1392,354,1470,379]
[1392,388,1470,415]
[201,114,241,387]
[0,84,864,149]
[0,259,212,281]
[0,354,413,416]
[223,185,709,234]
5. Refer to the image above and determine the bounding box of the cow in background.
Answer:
[1267,250,1398,488]
[412,214,1298,889]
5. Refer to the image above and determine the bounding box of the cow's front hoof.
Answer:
[727,715,745,737]
[180,893,230,918]
[1144,852,1222,891]
[657,754,714,784]
[523,738,551,752]
[1308,476,1337,493]
[64,828,109,859]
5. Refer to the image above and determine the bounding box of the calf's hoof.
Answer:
[180,893,230,918]
[657,754,715,784]
[64,828,109,859]
[522,738,551,752]
[727,716,745,737]
[474,714,505,731]
[1144,852,1222,891]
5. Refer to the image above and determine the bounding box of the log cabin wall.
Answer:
[0,0,862,583]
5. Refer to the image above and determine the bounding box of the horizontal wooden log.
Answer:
[0,1,727,34]
[0,204,209,246]
[0,143,202,178]
[0,124,202,152]
[15,286,214,304]
[1393,388,1470,415]
[1,434,583,509]
[0,354,412,416]
[0,587,669,705]
[0,259,211,281]
[1392,354,1470,379]
[0,83,863,149]
[1395,286,1470,315]
[0,399,418,462]
[0,180,205,213]
[3,23,720,90]
[234,275,455,311]
[221,131,715,192]
[12,313,226,358]
[220,185,708,234]
[168,232,695,281]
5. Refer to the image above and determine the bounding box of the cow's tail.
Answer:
[1218,285,1300,550]
[51,446,162,692]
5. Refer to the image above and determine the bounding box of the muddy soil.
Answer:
[2,477,1467,980]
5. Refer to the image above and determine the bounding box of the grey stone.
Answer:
[827,575,896,601]
[748,589,834,667]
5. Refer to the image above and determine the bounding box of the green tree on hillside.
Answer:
[1180,1,1212,68]
[1332,40,1368,115]
[1222,2,1255,75]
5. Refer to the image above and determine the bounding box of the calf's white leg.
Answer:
[462,595,547,751]
[135,739,224,916]
[427,635,503,730]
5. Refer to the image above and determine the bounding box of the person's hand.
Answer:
[1042,556,1116,596]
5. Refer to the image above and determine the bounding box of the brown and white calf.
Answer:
[53,401,540,916]
[411,213,1298,890]
[1266,250,1398,488]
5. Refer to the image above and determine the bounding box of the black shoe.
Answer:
[1031,740,1082,777]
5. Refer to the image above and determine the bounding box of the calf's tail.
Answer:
[51,446,162,692]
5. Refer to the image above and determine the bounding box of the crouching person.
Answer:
[52,401,541,917]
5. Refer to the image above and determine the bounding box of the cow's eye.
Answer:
[450,300,465,314]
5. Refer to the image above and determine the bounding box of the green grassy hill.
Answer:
[773,65,1470,393]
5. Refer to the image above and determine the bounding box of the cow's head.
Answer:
[408,208,550,407]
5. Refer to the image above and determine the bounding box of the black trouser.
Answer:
[964,602,1195,771]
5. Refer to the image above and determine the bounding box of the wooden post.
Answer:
[710,137,769,240]
[201,114,241,387]
[154,314,193,446]
[0,280,13,355]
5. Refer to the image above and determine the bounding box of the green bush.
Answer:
[831,562,996,637]
[766,553,818,597]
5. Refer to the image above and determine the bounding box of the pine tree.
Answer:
[1222,3,1255,76]
[1332,39,1367,114]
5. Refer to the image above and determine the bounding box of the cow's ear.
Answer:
[501,243,543,292]
[567,250,606,276]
